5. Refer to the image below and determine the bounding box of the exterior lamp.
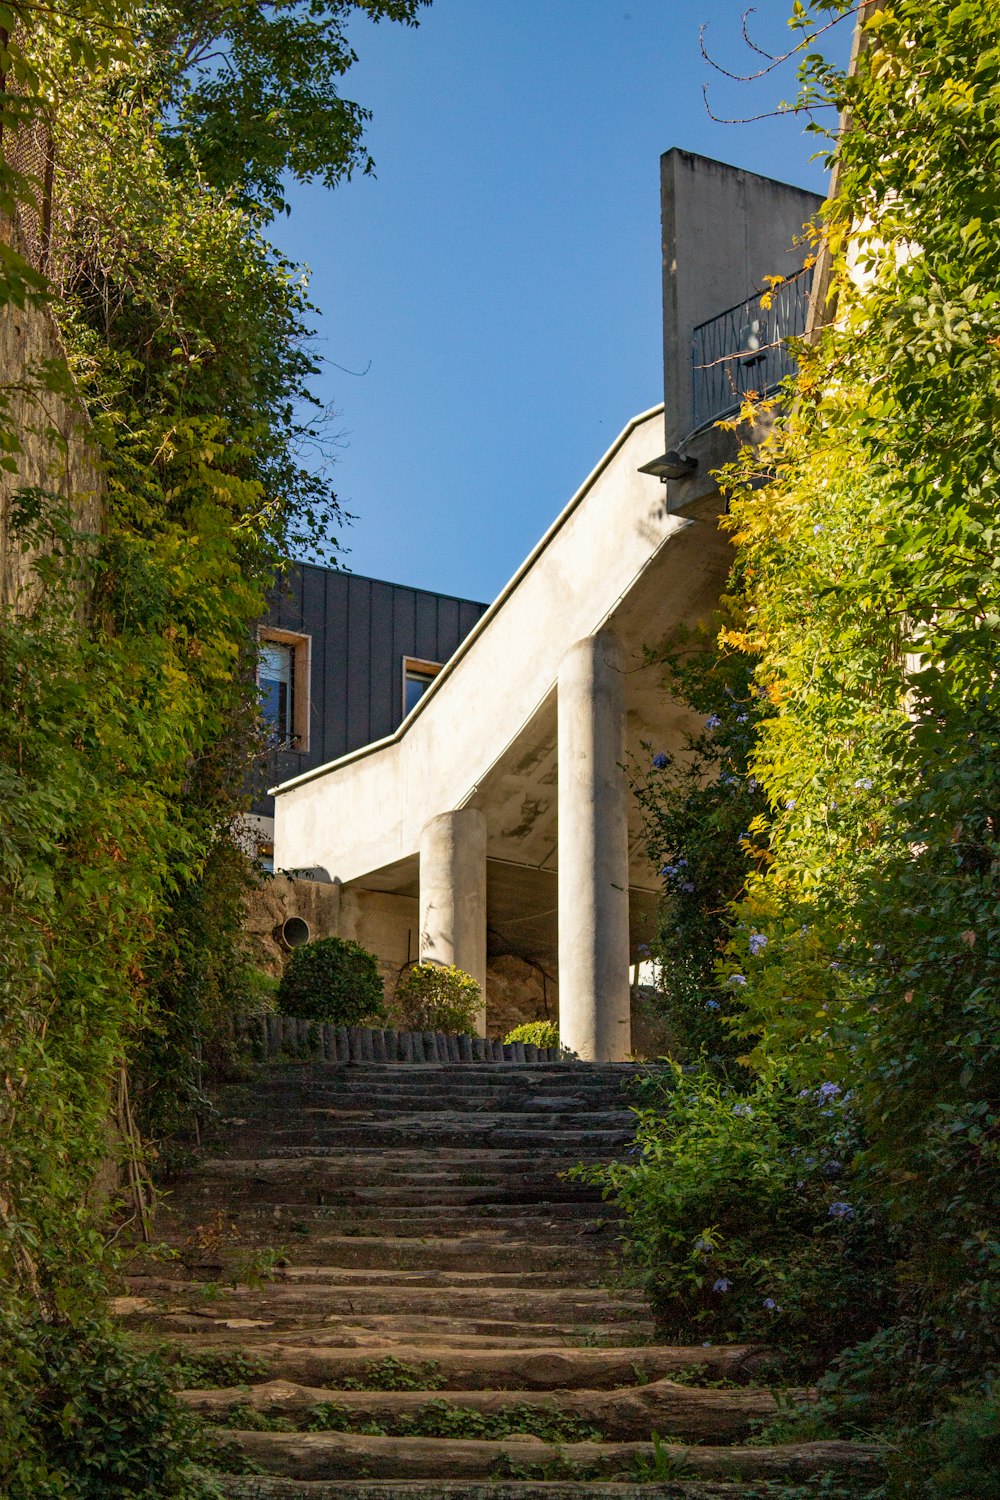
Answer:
[638,450,698,482]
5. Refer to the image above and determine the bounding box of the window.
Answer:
[402,656,441,717]
[258,628,311,750]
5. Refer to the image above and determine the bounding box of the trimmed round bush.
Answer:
[277,936,384,1024]
[504,1020,559,1050]
[393,963,481,1034]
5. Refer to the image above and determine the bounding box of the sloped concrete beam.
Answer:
[419,809,488,1036]
[558,632,631,1061]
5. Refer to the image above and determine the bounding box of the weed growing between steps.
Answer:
[268,1399,607,1444]
[337,1356,447,1391]
[169,1350,273,1391]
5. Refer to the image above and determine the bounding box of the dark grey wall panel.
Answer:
[254,564,488,817]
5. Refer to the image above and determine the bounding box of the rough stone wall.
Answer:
[485,954,557,1039]
[243,874,343,976]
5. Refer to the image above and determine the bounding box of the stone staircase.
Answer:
[117,1058,879,1498]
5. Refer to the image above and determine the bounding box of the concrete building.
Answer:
[270,151,822,1057]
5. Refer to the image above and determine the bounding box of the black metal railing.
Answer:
[691,267,812,429]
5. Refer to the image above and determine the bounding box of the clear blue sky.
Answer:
[278,0,849,603]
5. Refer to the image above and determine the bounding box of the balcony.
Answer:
[691,267,812,429]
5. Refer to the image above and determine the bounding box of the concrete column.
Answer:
[558,631,631,1061]
[419,808,488,1036]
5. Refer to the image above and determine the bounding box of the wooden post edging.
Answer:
[237,1017,566,1066]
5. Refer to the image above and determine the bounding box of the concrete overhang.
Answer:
[272,403,734,964]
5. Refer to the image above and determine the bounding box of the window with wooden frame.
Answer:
[402,656,442,718]
[258,628,311,751]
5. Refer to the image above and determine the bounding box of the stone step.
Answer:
[209,1429,881,1485]
[158,1339,768,1391]
[181,1375,803,1444]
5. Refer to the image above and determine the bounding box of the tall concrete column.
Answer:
[419,808,488,1036]
[558,631,631,1061]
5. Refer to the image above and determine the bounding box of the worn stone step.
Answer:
[210,1428,881,1484]
[181,1374,805,1444]
[159,1338,768,1390]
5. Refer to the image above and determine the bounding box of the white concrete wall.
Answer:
[274,405,684,883]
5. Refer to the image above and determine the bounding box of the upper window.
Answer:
[259,628,311,750]
[402,656,441,717]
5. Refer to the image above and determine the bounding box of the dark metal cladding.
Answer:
[252,563,487,815]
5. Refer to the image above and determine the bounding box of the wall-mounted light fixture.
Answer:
[638,450,698,482]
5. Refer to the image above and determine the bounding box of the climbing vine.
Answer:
[0,0,425,1488]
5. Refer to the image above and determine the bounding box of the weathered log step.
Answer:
[231,1092,637,1115]
[133,1264,625,1292]
[211,1429,881,1484]
[179,1183,609,1211]
[178,1234,615,1275]
[215,1480,767,1500]
[122,1282,648,1327]
[226,1123,634,1146]
[130,1309,655,1347]
[170,1196,622,1225]
[196,1147,617,1170]
[180,1375,805,1444]
[158,1339,768,1391]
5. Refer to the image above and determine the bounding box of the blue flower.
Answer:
[785,798,796,810]
[762,1298,781,1312]
[816,1082,841,1103]
[681,881,695,893]
[713,1278,733,1293]
[693,1236,713,1254]
[748,933,768,956]
[732,1102,753,1118]
[854,777,873,790]
[728,973,747,988]
[705,714,722,729]
[704,999,721,1012]
[813,523,824,535]
[828,1201,855,1219]
[738,831,750,843]
[652,753,668,769]
[736,712,748,724]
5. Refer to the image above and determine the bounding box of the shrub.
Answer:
[393,964,481,1034]
[581,1064,896,1373]
[504,1020,559,1049]
[277,937,384,1024]
[0,1311,213,1499]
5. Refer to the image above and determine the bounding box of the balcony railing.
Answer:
[691,267,812,429]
